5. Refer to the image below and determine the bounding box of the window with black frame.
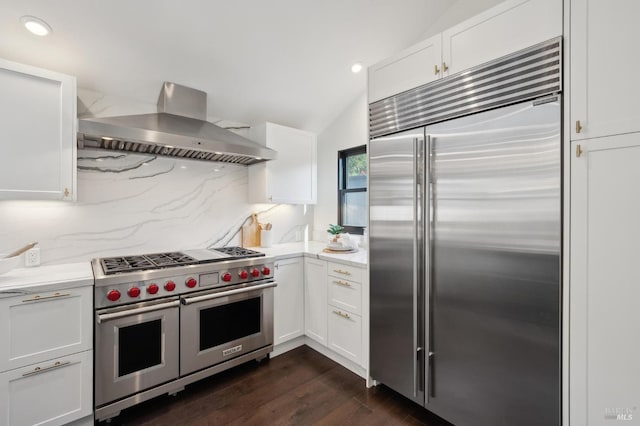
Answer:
[338,145,367,235]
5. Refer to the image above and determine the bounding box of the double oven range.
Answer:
[92,247,275,421]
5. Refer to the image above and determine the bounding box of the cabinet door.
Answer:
[304,258,327,345]
[0,286,92,372]
[248,123,317,204]
[570,135,640,425]
[442,0,561,76]
[368,33,442,103]
[571,0,640,140]
[327,307,362,365]
[0,58,76,201]
[0,350,92,426]
[273,257,304,345]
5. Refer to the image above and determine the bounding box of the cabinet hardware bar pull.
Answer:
[97,300,180,323]
[576,144,583,158]
[22,361,71,377]
[442,62,449,73]
[333,269,351,276]
[576,120,583,134]
[22,292,71,303]
[333,310,350,319]
[434,64,440,75]
[334,280,351,287]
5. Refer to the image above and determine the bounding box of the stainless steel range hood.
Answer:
[77,82,276,165]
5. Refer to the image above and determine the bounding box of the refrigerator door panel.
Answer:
[425,99,561,426]
[370,128,425,404]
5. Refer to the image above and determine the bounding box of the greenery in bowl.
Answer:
[327,224,344,235]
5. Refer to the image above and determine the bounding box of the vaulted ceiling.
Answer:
[0,0,457,132]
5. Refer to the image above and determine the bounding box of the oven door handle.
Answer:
[97,300,180,323]
[181,282,277,305]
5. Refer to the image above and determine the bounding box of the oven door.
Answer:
[180,281,276,376]
[95,298,180,407]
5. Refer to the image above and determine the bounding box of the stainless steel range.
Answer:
[92,247,275,422]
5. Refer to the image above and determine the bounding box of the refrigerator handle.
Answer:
[426,134,435,401]
[413,135,426,399]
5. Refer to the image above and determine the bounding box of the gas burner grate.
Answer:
[100,251,197,274]
[213,246,265,259]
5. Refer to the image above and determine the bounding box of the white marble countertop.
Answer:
[249,241,368,267]
[0,262,94,297]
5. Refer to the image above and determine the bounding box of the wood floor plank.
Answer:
[104,346,452,426]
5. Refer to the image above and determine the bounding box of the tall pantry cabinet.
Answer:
[569,1,640,424]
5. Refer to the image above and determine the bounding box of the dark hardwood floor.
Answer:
[104,345,452,425]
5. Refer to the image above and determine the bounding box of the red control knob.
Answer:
[147,284,159,295]
[165,281,176,291]
[107,290,121,302]
[251,268,260,277]
[186,277,197,288]
[239,270,249,279]
[262,267,271,276]
[222,272,232,282]
[128,287,141,298]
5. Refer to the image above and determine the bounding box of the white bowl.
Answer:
[0,254,22,275]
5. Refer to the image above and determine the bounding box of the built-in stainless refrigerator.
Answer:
[369,38,561,426]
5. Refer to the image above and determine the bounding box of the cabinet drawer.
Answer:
[328,277,362,315]
[328,307,362,365]
[0,286,93,372]
[327,262,362,283]
[0,350,93,426]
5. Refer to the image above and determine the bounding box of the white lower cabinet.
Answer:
[0,286,92,374]
[304,258,328,345]
[327,307,362,365]
[0,350,93,426]
[0,278,93,426]
[570,135,640,425]
[273,257,304,345]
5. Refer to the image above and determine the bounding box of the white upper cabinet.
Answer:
[442,0,561,76]
[571,0,640,140]
[0,58,77,201]
[368,0,562,102]
[248,122,317,204]
[368,34,442,103]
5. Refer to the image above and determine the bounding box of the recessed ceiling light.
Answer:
[351,63,363,74]
[20,16,52,36]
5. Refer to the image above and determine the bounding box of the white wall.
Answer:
[416,0,505,41]
[0,89,313,265]
[313,94,367,240]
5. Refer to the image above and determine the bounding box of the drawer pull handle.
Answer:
[22,292,71,303]
[334,280,351,287]
[22,361,70,377]
[333,269,351,276]
[333,310,350,319]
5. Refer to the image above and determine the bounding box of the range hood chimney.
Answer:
[77,82,276,165]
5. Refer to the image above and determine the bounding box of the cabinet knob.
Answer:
[576,144,583,158]
[575,120,583,134]
[434,64,440,75]
[442,62,449,73]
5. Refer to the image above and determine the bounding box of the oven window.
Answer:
[119,319,162,376]
[199,297,261,350]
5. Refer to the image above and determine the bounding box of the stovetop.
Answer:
[98,247,265,275]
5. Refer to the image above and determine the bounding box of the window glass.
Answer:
[342,191,367,227]
[338,145,367,234]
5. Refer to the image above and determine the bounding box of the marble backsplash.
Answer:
[0,89,313,265]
